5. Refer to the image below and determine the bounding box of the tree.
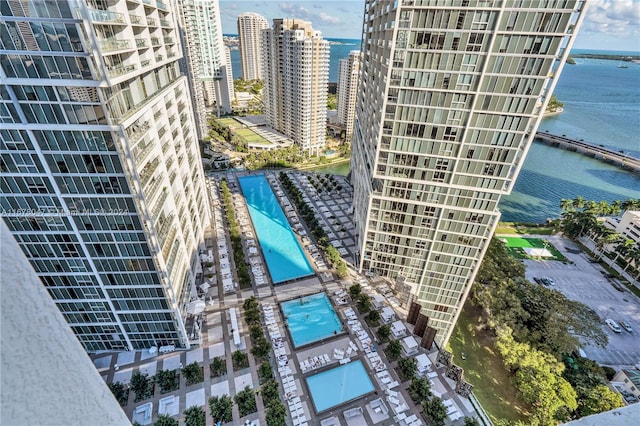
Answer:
[183,406,205,426]
[183,362,204,386]
[108,381,129,406]
[265,401,287,426]
[234,386,257,417]
[408,376,432,403]
[260,379,280,403]
[385,339,403,361]
[397,357,418,382]
[422,397,448,426]
[377,324,391,342]
[210,357,226,378]
[495,328,578,425]
[366,309,380,326]
[357,293,371,313]
[232,350,249,371]
[155,369,179,394]
[130,371,153,402]
[464,417,481,426]
[208,395,233,424]
[154,414,178,426]
[580,384,624,416]
[258,361,273,384]
[349,283,362,298]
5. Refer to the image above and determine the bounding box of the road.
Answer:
[521,234,640,369]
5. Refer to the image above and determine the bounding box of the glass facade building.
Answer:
[351,0,588,346]
[1,0,210,352]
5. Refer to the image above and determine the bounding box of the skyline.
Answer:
[219,0,640,52]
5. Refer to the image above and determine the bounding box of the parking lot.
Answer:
[521,234,640,369]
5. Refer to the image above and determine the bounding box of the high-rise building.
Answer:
[0,0,211,352]
[237,12,268,81]
[262,19,329,156]
[351,0,588,346]
[337,50,360,142]
[176,0,234,125]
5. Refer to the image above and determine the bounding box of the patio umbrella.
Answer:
[187,300,206,315]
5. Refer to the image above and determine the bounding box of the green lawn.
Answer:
[216,117,241,128]
[235,128,269,144]
[497,236,566,261]
[448,305,530,424]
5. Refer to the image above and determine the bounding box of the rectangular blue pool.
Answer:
[238,174,314,284]
[281,293,344,348]
[306,360,375,412]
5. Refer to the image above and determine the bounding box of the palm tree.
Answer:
[560,198,574,212]
[610,200,622,216]
[621,198,640,212]
[572,196,586,210]
[613,238,634,265]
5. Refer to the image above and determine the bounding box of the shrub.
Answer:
[397,357,418,382]
[108,381,129,406]
[377,324,391,342]
[385,339,402,362]
[130,371,153,402]
[265,401,287,426]
[154,414,178,426]
[258,361,274,384]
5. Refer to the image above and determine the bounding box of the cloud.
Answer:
[278,2,311,18]
[583,0,640,35]
[318,12,341,24]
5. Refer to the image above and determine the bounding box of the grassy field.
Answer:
[234,128,269,144]
[448,305,530,424]
[497,236,567,261]
[216,117,241,128]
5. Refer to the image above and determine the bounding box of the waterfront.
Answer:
[230,44,640,223]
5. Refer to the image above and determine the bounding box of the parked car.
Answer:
[605,319,622,333]
[619,320,633,333]
[533,277,543,284]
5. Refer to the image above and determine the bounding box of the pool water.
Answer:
[238,174,314,284]
[306,360,375,412]
[281,293,343,348]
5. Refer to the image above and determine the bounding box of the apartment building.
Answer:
[337,50,360,142]
[237,12,268,81]
[262,18,329,156]
[0,0,210,352]
[350,0,588,345]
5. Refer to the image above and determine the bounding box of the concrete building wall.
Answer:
[0,221,131,425]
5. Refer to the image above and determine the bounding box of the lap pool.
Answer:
[238,174,313,284]
[281,293,344,348]
[306,360,375,412]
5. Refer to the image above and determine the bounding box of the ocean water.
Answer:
[229,41,640,223]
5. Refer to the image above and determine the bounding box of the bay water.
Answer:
[229,41,640,223]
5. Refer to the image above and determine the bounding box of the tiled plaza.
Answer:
[93,170,480,426]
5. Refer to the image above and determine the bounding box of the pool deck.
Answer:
[92,170,481,426]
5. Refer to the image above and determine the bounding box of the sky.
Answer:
[219,0,640,52]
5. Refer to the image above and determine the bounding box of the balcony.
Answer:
[107,63,137,78]
[163,37,174,44]
[160,19,171,27]
[99,38,132,53]
[129,14,143,25]
[156,1,168,10]
[147,18,157,27]
[88,8,125,24]
[135,38,148,48]
[150,37,161,46]
[141,59,151,67]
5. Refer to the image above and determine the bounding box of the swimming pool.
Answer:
[281,293,343,348]
[238,174,313,284]
[306,360,375,412]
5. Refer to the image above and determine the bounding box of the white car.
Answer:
[619,320,633,333]
[605,319,622,333]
